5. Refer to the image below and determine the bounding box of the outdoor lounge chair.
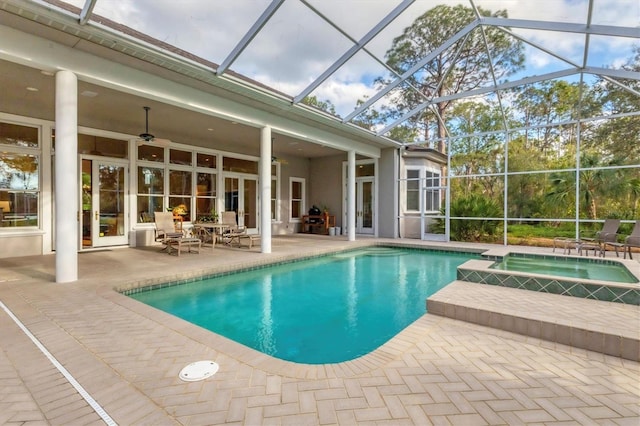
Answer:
[154,211,201,255]
[154,211,183,242]
[613,220,640,259]
[220,211,247,245]
[577,218,621,257]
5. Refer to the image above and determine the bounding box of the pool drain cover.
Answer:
[179,360,219,382]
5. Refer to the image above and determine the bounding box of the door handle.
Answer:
[95,211,98,220]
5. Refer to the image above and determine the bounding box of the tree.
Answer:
[301,95,337,116]
[588,47,640,164]
[377,4,524,151]
[448,100,505,198]
[510,80,593,154]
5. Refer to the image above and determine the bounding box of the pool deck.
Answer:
[1,235,639,425]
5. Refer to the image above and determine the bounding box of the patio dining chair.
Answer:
[154,211,203,255]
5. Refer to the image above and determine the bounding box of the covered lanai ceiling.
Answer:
[1,0,639,149]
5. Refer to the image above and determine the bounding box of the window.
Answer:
[197,153,216,168]
[271,177,277,221]
[170,148,192,166]
[137,166,164,222]
[223,156,258,173]
[0,123,39,228]
[405,167,441,213]
[168,170,192,221]
[195,172,216,221]
[271,163,279,221]
[290,177,305,221]
[406,169,420,211]
[137,144,163,162]
[425,170,441,213]
[78,134,127,158]
[137,146,221,224]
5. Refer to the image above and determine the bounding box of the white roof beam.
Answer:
[294,0,415,104]
[478,21,510,133]
[216,0,285,75]
[429,69,579,104]
[501,27,581,69]
[584,66,640,81]
[382,65,640,136]
[581,0,594,68]
[78,0,98,25]
[381,69,579,135]
[482,17,640,39]
[343,20,480,122]
[601,77,640,98]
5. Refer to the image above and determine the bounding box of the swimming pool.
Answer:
[129,247,477,364]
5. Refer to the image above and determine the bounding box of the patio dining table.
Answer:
[193,222,232,245]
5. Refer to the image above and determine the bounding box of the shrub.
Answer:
[432,194,502,241]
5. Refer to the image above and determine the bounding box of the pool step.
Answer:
[427,281,640,362]
[332,247,407,259]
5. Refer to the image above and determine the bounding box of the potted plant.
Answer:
[172,204,188,216]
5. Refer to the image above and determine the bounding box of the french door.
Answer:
[356,178,374,234]
[81,158,129,248]
[224,174,258,232]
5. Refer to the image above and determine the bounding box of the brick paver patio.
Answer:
[1,236,638,425]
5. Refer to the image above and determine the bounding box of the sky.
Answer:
[61,0,639,118]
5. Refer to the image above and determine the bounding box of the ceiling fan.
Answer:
[271,137,288,164]
[137,106,171,146]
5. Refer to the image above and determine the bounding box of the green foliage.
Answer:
[366,4,524,146]
[507,223,574,239]
[301,95,337,116]
[589,47,640,163]
[432,194,502,242]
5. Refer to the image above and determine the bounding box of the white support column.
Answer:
[347,150,356,242]
[260,126,272,253]
[55,70,78,283]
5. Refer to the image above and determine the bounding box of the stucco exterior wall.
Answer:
[308,154,345,228]
[378,148,397,238]
[272,154,311,235]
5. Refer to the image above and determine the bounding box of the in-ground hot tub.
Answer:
[457,252,639,305]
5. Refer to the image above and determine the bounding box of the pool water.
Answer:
[130,247,477,364]
[491,255,638,284]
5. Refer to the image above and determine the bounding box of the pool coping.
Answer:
[116,241,484,295]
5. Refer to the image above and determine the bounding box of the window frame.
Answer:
[136,145,222,224]
[405,166,442,214]
[0,121,41,230]
[424,168,442,214]
[289,177,305,223]
[405,168,421,213]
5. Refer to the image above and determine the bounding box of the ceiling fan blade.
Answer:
[137,137,171,147]
[153,138,171,147]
